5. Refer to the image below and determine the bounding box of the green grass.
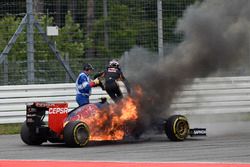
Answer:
[0,123,22,135]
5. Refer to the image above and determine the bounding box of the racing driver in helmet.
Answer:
[94,59,131,103]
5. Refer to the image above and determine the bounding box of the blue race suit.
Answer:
[75,72,92,106]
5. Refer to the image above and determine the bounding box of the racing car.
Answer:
[20,98,206,147]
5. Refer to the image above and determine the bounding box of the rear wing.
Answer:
[48,103,68,134]
[26,102,68,135]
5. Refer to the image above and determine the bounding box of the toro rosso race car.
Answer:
[20,98,206,147]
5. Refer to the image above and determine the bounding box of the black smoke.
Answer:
[120,0,250,128]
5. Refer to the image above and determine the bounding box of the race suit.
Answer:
[75,72,92,106]
[95,67,131,103]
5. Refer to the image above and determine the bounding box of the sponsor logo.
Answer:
[108,68,117,73]
[34,102,51,108]
[193,129,206,135]
[48,107,68,114]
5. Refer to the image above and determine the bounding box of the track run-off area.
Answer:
[1,121,250,167]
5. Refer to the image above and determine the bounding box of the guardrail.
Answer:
[1,76,250,124]
[171,76,250,115]
[0,82,125,124]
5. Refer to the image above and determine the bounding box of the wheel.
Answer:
[165,115,189,141]
[20,121,44,145]
[63,121,90,147]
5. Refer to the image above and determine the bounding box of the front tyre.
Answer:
[165,115,189,141]
[63,121,90,147]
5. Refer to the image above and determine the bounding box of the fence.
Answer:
[1,1,250,86]
[1,76,250,124]
[2,0,240,86]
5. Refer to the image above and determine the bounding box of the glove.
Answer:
[93,78,100,85]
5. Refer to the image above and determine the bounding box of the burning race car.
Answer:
[20,97,206,147]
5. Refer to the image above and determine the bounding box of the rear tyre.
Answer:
[63,121,90,147]
[20,121,44,145]
[165,115,189,141]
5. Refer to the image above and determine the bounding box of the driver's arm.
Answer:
[93,71,104,79]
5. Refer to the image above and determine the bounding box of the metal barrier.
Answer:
[1,76,250,124]
[0,83,108,124]
[171,76,250,115]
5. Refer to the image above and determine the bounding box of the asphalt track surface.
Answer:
[0,120,250,164]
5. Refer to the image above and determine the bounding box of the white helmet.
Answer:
[109,59,119,68]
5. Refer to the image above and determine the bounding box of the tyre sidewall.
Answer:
[63,121,90,147]
[165,115,189,141]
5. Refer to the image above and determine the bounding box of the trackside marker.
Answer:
[0,160,250,167]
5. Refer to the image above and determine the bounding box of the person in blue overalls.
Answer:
[75,63,100,106]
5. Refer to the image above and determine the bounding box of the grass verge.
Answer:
[0,123,22,135]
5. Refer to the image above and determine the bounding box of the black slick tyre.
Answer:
[63,121,90,147]
[20,121,44,145]
[165,115,189,141]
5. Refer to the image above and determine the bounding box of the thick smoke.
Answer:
[120,0,250,128]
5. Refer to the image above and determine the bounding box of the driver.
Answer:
[94,59,131,103]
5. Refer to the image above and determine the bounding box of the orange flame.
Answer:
[90,96,138,140]
[65,85,144,141]
[81,86,143,141]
